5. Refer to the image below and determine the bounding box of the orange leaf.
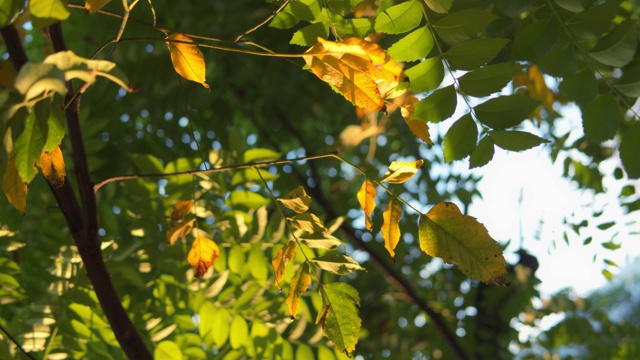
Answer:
[170,200,193,221]
[187,236,220,278]
[166,218,196,245]
[357,179,376,230]
[401,95,433,144]
[381,198,402,261]
[286,262,311,318]
[303,37,403,112]
[166,33,209,89]
[3,154,28,214]
[272,240,296,290]
[40,146,66,188]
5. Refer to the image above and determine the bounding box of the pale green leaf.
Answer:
[433,9,498,45]
[154,341,183,360]
[249,244,268,281]
[44,50,131,91]
[405,57,444,93]
[319,283,361,356]
[490,130,548,151]
[458,62,523,97]
[474,95,540,129]
[419,202,507,285]
[388,26,434,62]
[620,122,640,179]
[374,0,423,35]
[445,38,510,70]
[243,148,282,163]
[582,92,620,143]
[225,190,270,209]
[443,114,477,162]
[311,252,364,275]
[424,0,453,13]
[469,135,495,169]
[14,63,66,101]
[29,0,69,28]
[230,316,249,349]
[231,168,279,186]
[589,20,637,67]
[412,85,457,123]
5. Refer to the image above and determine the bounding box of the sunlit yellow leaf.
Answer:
[381,198,402,261]
[170,200,193,221]
[84,0,111,14]
[166,33,209,89]
[288,213,327,233]
[419,202,507,285]
[40,146,65,188]
[166,218,196,245]
[272,240,296,290]
[357,179,376,230]
[187,236,220,278]
[401,95,433,144]
[3,154,28,214]
[286,262,311,318]
[303,37,403,112]
[277,186,312,213]
[381,160,424,184]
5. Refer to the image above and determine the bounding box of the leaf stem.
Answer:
[234,0,290,42]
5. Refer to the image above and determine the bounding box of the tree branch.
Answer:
[47,22,152,360]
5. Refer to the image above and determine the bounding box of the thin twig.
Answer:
[0,323,36,360]
[234,0,290,42]
[94,152,339,192]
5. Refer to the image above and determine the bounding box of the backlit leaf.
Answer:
[444,114,477,162]
[474,95,540,129]
[458,62,523,97]
[424,0,453,13]
[84,0,110,14]
[272,240,297,290]
[166,33,209,89]
[13,110,45,184]
[187,236,220,278]
[311,252,364,275]
[469,135,495,169]
[445,38,510,70]
[589,20,637,67]
[405,57,444,93]
[357,179,376,230]
[381,198,402,260]
[43,96,65,152]
[154,341,183,360]
[303,37,403,112]
[29,0,69,28]
[388,26,433,62]
[335,18,374,38]
[40,145,65,188]
[229,316,249,349]
[490,130,548,151]
[166,218,196,245]
[3,154,28,214]
[318,283,360,356]
[298,232,342,250]
[291,22,329,46]
[243,148,282,163]
[582,92,620,143]
[620,122,640,179]
[381,160,424,184]
[412,85,457,123]
[419,202,507,285]
[43,51,131,91]
[374,0,423,34]
[170,200,193,221]
[225,190,270,209]
[278,186,312,213]
[286,263,311,318]
[289,213,327,233]
[400,95,433,144]
[433,9,498,45]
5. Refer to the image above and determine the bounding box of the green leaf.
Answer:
[230,316,249,349]
[538,45,577,77]
[29,0,70,28]
[474,95,540,129]
[620,122,640,179]
[433,9,498,45]
[469,135,495,169]
[13,109,45,183]
[154,341,183,360]
[42,96,66,152]
[270,11,299,29]
[419,203,507,285]
[225,190,270,209]
[0,0,22,27]
[296,344,315,359]
[581,92,620,143]
[602,269,614,280]
[566,0,623,40]
[604,258,619,267]
[289,0,322,22]
[553,0,586,12]
[601,241,621,250]
[458,62,523,97]
[589,20,637,67]
[558,69,597,105]
[44,51,131,91]
[412,85,457,123]
[424,0,453,13]
[249,244,268,281]
[388,26,434,62]
[311,252,364,275]
[597,221,615,230]
[490,130,548,151]
[290,22,329,46]
[335,18,374,38]
[444,114,477,162]
[374,0,422,35]
[445,38,510,70]
[615,64,640,97]
[319,283,361,356]
[512,19,558,61]
[14,63,66,101]
[405,57,444,92]
[231,168,279,186]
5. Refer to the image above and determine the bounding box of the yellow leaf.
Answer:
[381,160,424,184]
[288,213,327,233]
[272,240,296,290]
[381,198,402,261]
[166,33,209,89]
[286,262,311,319]
[3,154,28,214]
[187,236,220,278]
[401,95,433,145]
[277,186,312,213]
[166,218,196,245]
[303,37,403,112]
[40,146,66,188]
[84,0,111,14]
[418,202,507,285]
[357,179,376,231]
[170,200,193,221]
